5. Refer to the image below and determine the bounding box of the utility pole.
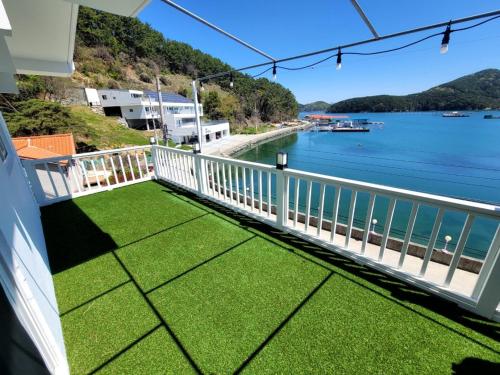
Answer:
[191,80,203,153]
[156,76,167,145]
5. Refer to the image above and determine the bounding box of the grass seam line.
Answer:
[110,251,204,374]
[88,324,162,374]
[233,271,334,374]
[144,235,258,295]
[59,280,132,317]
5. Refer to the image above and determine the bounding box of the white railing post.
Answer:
[194,154,206,196]
[151,145,159,180]
[472,225,500,319]
[275,169,287,228]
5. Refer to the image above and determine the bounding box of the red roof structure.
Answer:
[304,114,349,120]
[12,134,76,160]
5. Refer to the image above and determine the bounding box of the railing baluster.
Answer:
[90,159,102,188]
[143,150,151,177]
[304,180,312,233]
[378,198,396,261]
[216,162,221,199]
[345,190,358,248]
[109,156,118,185]
[250,169,255,212]
[398,203,419,268]
[222,163,227,200]
[258,170,263,214]
[135,151,143,179]
[242,167,247,209]
[419,208,445,276]
[293,178,300,227]
[126,154,135,181]
[56,162,71,195]
[471,225,500,300]
[330,186,341,243]
[228,165,233,203]
[317,183,326,237]
[267,172,272,217]
[100,157,111,187]
[44,162,58,197]
[361,193,376,254]
[79,160,91,189]
[69,161,82,193]
[235,166,240,205]
[118,154,127,183]
[444,214,475,287]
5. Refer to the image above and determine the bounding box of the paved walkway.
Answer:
[202,124,311,156]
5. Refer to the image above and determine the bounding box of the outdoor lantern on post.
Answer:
[193,142,201,154]
[444,235,452,251]
[371,218,378,233]
[149,136,156,145]
[276,151,288,170]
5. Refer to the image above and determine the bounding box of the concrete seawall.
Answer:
[202,123,312,156]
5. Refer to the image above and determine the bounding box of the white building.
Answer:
[85,88,231,145]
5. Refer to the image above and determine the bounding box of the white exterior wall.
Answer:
[0,113,68,374]
[98,89,143,107]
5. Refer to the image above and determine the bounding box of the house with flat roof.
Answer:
[85,88,231,144]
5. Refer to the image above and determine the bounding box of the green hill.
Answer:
[327,69,500,113]
[73,7,297,124]
[298,101,331,112]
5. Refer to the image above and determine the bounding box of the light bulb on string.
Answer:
[336,48,342,70]
[272,63,277,81]
[440,22,451,54]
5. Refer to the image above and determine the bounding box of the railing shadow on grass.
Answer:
[41,200,118,274]
[452,357,500,374]
[155,180,500,347]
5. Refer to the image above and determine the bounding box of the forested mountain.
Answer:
[327,69,500,113]
[298,101,331,112]
[74,7,298,123]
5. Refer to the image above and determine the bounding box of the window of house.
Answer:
[129,109,134,112]
[0,132,8,162]
[102,95,107,100]
[131,93,142,98]
[145,107,150,112]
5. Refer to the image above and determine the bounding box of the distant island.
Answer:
[300,69,500,113]
[298,101,331,112]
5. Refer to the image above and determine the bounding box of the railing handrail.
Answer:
[284,168,500,219]
[21,145,151,165]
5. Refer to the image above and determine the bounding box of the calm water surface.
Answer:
[236,111,500,259]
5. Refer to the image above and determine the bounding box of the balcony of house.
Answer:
[21,145,500,374]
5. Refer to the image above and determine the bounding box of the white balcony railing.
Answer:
[22,146,153,206]
[23,145,500,321]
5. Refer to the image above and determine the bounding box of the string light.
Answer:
[229,72,234,88]
[195,14,500,84]
[440,22,451,54]
[200,81,205,91]
[336,48,342,70]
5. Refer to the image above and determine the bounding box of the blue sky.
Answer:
[139,0,500,103]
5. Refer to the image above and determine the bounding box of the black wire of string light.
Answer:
[198,13,500,83]
[277,15,500,72]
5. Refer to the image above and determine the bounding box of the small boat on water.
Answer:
[484,114,500,119]
[331,121,370,132]
[442,111,469,117]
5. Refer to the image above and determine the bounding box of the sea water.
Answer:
[236,111,500,259]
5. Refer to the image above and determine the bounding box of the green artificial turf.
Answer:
[42,181,500,374]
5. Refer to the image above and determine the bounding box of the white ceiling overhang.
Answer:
[0,0,150,94]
